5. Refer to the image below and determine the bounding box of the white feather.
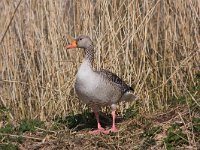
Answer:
[75,59,122,105]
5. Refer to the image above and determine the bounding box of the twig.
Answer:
[0,0,23,45]
[35,127,57,134]
[0,133,43,141]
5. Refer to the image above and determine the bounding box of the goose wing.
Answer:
[96,69,133,94]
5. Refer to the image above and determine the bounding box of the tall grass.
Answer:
[0,0,199,121]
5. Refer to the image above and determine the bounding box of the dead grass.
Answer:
[0,0,200,149]
[0,104,199,149]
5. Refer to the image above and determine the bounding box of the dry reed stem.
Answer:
[0,0,199,121]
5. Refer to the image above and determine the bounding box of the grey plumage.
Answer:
[96,69,133,94]
[70,35,136,107]
[66,35,136,133]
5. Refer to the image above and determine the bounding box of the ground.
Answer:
[0,103,199,150]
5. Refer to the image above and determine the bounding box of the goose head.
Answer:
[66,35,93,49]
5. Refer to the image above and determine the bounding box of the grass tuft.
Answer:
[164,124,189,149]
[0,143,19,150]
[124,105,139,120]
[192,117,200,133]
[0,123,14,134]
[18,119,44,133]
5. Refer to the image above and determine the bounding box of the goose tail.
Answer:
[120,90,137,102]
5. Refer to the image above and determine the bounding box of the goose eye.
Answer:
[79,38,82,41]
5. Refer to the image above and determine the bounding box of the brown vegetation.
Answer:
[0,0,199,149]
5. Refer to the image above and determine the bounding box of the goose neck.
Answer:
[84,45,94,65]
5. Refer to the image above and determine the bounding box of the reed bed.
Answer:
[0,0,199,122]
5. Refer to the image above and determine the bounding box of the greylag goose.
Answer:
[66,35,136,134]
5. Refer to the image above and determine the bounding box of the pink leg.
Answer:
[110,110,118,132]
[89,112,105,134]
[103,110,118,134]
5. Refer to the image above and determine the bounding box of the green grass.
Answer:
[55,111,97,130]
[0,123,14,134]
[192,117,200,133]
[18,119,44,133]
[124,105,139,120]
[140,126,162,149]
[0,106,10,112]
[141,126,162,138]
[164,124,189,149]
[0,119,44,149]
[0,143,19,150]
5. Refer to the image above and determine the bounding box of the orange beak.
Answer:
[66,40,77,49]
